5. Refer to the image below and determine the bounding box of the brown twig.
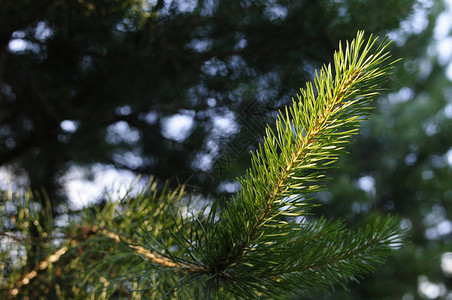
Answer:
[8,224,206,298]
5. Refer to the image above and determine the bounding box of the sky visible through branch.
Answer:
[1,1,451,202]
[2,1,452,196]
[41,0,452,209]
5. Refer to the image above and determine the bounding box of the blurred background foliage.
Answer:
[1,0,451,299]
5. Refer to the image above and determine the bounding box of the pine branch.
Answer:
[3,178,211,298]
[202,31,403,297]
[1,31,404,299]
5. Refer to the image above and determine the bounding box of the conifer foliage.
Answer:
[1,31,404,299]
